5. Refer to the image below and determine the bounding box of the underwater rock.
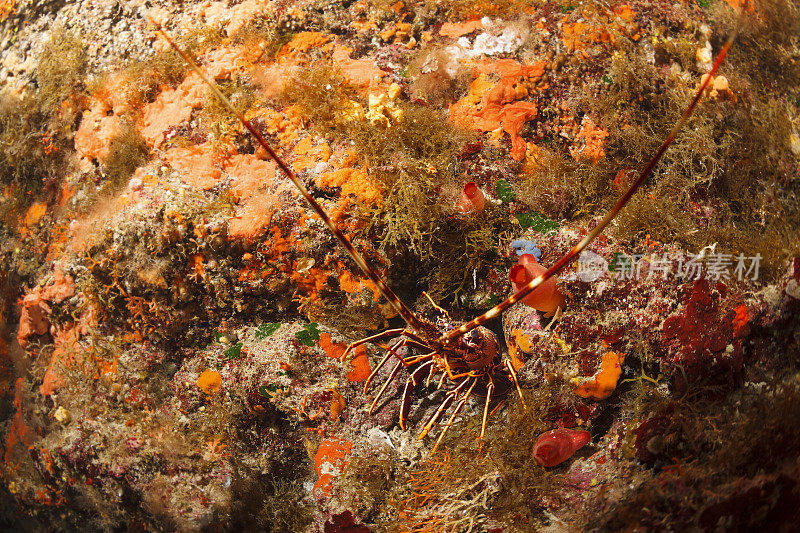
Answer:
[2,0,799,530]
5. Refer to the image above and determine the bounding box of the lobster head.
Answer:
[460,326,500,370]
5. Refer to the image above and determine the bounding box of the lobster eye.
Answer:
[463,326,500,358]
[463,329,481,347]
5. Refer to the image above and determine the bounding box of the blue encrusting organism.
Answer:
[511,239,541,260]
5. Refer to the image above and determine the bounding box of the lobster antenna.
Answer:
[441,12,745,344]
[153,23,426,331]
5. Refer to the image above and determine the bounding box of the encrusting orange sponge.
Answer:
[571,351,625,400]
[509,254,565,316]
[197,369,222,395]
[314,437,353,496]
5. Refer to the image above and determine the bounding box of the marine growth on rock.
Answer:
[1,0,799,531]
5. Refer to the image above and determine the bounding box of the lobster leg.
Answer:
[425,367,437,388]
[369,360,404,414]
[423,291,451,320]
[363,336,434,391]
[380,338,436,368]
[402,339,437,354]
[438,355,478,381]
[363,338,407,392]
[364,353,390,393]
[402,351,436,366]
[418,378,470,439]
[380,338,412,367]
[418,395,455,440]
[504,359,527,410]
[340,328,406,362]
[489,398,507,417]
[478,381,495,441]
[431,379,478,454]
[399,360,435,430]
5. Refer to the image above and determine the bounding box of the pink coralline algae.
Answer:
[661,278,749,389]
[324,511,370,533]
[532,428,591,467]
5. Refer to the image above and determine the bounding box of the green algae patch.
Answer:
[296,322,321,346]
[254,322,281,339]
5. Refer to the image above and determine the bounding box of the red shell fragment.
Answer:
[532,428,591,467]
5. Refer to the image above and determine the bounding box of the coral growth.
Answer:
[314,438,353,497]
[449,59,545,160]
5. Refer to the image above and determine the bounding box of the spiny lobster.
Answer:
[156,18,739,453]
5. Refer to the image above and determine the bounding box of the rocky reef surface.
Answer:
[0,0,799,531]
